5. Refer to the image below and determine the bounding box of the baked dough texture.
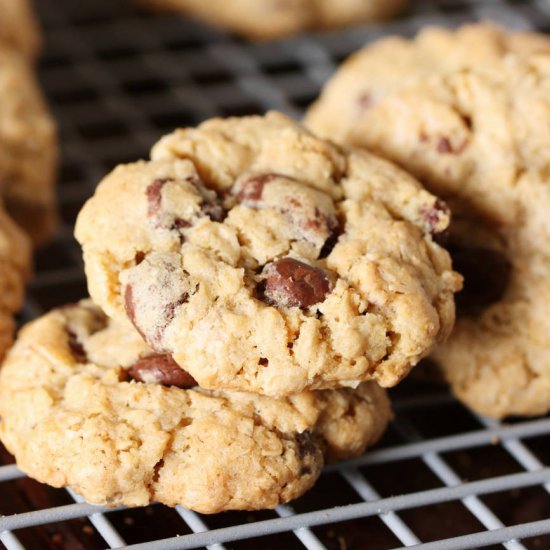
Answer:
[75,112,460,397]
[306,24,550,417]
[0,301,392,512]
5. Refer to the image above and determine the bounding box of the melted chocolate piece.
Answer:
[261,258,332,309]
[146,177,225,230]
[420,199,450,243]
[67,329,87,363]
[128,354,197,388]
[236,174,278,203]
[296,432,318,460]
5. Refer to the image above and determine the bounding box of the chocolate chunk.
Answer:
[261,258,332,309]
[128,353,197,388]
[189,177,226,222]
[236,174,278,204]
[146,178,168,219]
[135,251,146,265]
[237,174,339,258]
[201,198,226,223]
[461,114,473,130]
[296,432,317,460]
[146,177,225,230]
[314,209,340,258]
[146,178,189,230]
[163,293,189,327]
[302,207,332,233]
[67,329,87,363]
[449,246,511,314]
[124,282,190,346]
[420,199,450,243]
[319,228,340,258]
[124,284,144,339]
[437,137,468,155]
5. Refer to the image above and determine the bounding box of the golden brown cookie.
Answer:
[307,24,550,417]
[75,112,460,397]
[0,301,392,512]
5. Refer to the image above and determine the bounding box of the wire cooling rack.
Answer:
[2,0,550,548]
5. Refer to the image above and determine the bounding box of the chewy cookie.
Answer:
[0,47,57,245]
[0,0,41,60]
[306,24,550,417]
[0,301,392,512]
[0,203,31,360]
[75,112,460,397]
[136,0,406,40]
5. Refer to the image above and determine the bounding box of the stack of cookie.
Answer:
[0,112,461,512]
[0,0,57,362]
[306,23,550,419]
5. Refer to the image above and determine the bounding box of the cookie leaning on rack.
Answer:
[306,24,550,418]
[75,112,461,397]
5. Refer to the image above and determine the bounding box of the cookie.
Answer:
[135,0,406,40]
[0,301,392,512]
[75,112,461,397]
[306,24,550,417]
[0,0,41,60]
[0,48,57,245]
[0,203,31,360]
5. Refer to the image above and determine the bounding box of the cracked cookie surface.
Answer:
[0,301,392,512]
[135,0,406,40]
[0,47,57,244]
[306,24,550,417]
[76,112,460,396]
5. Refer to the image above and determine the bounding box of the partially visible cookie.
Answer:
[0,48,57,245]
[0,301,392,512]
[135,0,406,40]
[0,201,32,360]
[75,112,461,397]
[306,24,550,417]
[0,0,41,60]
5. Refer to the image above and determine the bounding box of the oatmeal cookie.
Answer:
[306,24,550,417]
[75,112,460,396]
[0,301,392,512]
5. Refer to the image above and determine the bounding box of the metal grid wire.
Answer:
[2,0,550,548]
